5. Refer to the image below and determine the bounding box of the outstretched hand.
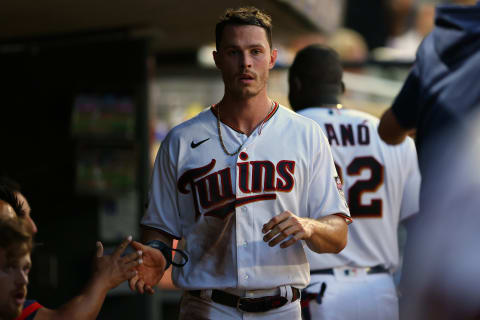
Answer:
[128,240,166,295]
[94,236,142,291]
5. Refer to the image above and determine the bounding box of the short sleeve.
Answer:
[141,143,182,239]
[391,65,422,130]
[307,128,351,222]
[399,137,421,221]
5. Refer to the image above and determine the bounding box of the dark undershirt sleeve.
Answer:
[391,67,422,129]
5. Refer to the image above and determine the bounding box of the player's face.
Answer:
[15,192,37,234]
[213,25,277,99]
[0,249,30,320]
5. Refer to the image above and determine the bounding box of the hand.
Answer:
[128,240,166,295]
[262,211,314,249]
[94,236,142,291]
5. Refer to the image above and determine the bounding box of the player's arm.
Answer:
[129,138,183,295]
[378,69,421,145]
[127,226,175,295]
[262,212,348,254]
[378,108,416,145]
[34,237,141,320]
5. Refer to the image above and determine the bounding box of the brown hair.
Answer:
[215,7,273,50]
[0,184,27,220]
[0,218,33,261]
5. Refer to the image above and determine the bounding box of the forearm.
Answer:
[36,237,139,320]
[378,108,415,145]
[35,279,109,320]
[304,214,348,254]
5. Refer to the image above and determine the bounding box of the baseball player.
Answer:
[289,45,420,320]
[129,7,351,319]
[0,213,32,320]
[378,2,480,173]
[0,184,142,320]
[377,3,480,318]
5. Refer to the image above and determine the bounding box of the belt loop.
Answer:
[284,285,294,302]
[200,289,213,301]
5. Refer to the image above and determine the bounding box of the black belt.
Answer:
[310,265,389,276]
[188,287,300,313]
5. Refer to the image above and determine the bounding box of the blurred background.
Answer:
[0,0,474,319]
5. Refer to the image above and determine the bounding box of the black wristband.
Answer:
[145,240,188,270]
[146,240,172,270]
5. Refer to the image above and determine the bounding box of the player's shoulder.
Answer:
[332,108,380,128]
[163,107,213,143]
[298,107,379,125]
[344,108,379,124]
[275,106,332,151]
[277,105,324,131]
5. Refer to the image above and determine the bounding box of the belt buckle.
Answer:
[237,296,287,313]
[237,296,263,313]
[236,297,249,312]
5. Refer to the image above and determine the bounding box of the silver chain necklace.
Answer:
[216,101,275,156]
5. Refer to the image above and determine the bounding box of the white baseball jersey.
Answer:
[298,107,420,271]
[141,103,350,290]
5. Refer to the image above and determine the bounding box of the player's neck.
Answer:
[217,94,273,136]
[303,96,341,109]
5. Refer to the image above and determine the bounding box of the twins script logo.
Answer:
[177,152,295,220]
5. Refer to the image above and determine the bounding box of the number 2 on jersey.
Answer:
[335,156,384,218]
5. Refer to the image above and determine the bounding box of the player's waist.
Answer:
[310,264,390,276]
[187,285,300,313]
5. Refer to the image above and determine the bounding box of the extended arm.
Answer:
[379,67,422,145]
[128,227,175,295]
[262,211,348,254]
[35,237,141,320]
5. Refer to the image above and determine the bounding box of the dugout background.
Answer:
[0,0,421,319]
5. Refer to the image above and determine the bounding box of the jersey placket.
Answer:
[233,131,259,289]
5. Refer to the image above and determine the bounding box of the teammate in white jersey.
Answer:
[289,45,420,320]
[128,8,351,319]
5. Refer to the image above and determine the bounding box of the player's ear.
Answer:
[341,81,346,94]
[269,48,278,69]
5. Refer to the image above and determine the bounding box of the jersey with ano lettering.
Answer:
[141,103,350,290]
[298,107,420,271]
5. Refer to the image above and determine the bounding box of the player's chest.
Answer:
[176,146,309,217]
[178,146,308,190]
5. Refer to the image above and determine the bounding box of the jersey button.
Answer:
[243,241,247,248]
[244,275,249,280]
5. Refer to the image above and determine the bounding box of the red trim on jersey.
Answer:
[264,101,279,123]
[16,301,43,320]
[334,213,353,225]
[140,225,181,240]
